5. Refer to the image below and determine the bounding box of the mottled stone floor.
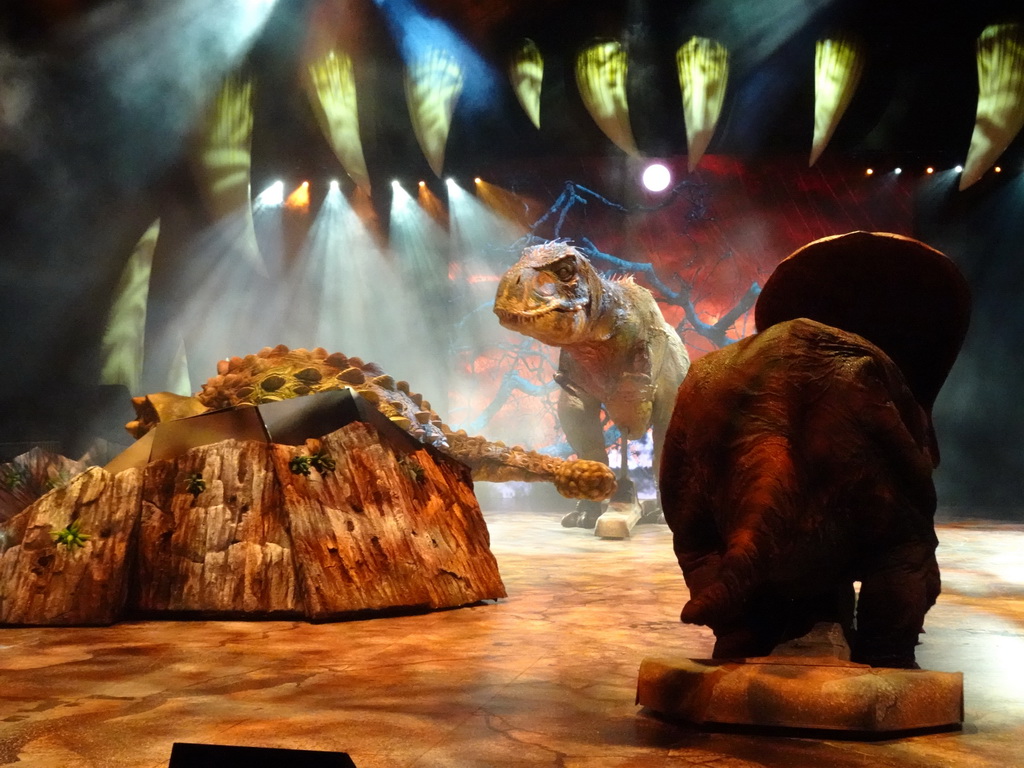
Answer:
[1,509,1023,767]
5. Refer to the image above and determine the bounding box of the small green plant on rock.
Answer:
[45,469,72,491]
[399,455,426,484]
[51,520,91,550]
[1,465,27,491]
[290,451,336,476]
[184,472,206,497]
[310,451,336,473]
[289,455,313,476]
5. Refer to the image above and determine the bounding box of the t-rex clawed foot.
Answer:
[561,499,604,529]
[638,498,665,525]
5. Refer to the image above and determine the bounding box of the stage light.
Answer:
[390,178,413,210]
[446,177,456,187]
[865,168,874,176]
[474,177,482,184]
[995,166,1003,173]
[329,179,340,191]
[894,167,902,175]
[419,180,426,187]
[926,167,935,174]
[955,165,964,173]
[642,163,671,192]
[285,182,310,211]
[256,180,284,206]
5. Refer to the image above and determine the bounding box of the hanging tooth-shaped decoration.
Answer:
[305,48,372,193]
[575,40,639,156]
[509,38,544,129]
[676,37,729,171]
[99,219,160,393]
[810,35,864,167]
[961,24,1024,191]
[405,46,464,177]
[190,72,256,220]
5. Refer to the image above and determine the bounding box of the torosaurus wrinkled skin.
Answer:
[126,345,617,501]
[493,241,689,525]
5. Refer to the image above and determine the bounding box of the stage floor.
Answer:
[1,510,1023,767]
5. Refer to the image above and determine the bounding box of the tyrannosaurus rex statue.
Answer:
[494,241,690,527]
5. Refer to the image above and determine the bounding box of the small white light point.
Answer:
[642,163,671,192]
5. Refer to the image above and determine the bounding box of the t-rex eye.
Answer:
[552,262,574,281]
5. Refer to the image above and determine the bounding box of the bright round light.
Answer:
[418,180,426,187]
[258,180,284,206]
[955,165,963,173]
[329,179,340,190]
[391,179,401,188]
[894,167,902,175]
[926,167,934,174]
[641,163,671,192]
[865,168,874,176]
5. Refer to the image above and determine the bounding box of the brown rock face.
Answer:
[0,422,505,626]
[280,424,506,620]
[0,466,143,625]
[134,439,298,617]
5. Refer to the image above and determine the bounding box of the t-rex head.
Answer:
[493,242,602,346]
